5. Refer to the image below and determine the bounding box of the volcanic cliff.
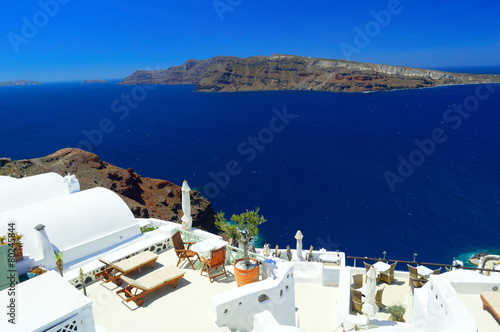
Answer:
[0,149,216,232]
[118,54,500,92]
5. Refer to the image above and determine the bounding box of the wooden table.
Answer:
[417,265,433,279]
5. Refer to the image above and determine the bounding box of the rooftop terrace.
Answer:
[83,243,500,332]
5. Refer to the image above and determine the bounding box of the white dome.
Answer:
[0,176,17,184]
[0,173,71,213]
[0,187,140,266]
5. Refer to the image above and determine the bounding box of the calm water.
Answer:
[1,68,499,265]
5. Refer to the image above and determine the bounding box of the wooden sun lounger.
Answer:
[116,265,185,306]
[481,292,500,323]
[96,251,159,285]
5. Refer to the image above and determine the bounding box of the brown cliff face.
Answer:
[119,54,500,92]
[0,148,216,232]
[117,58,226,86]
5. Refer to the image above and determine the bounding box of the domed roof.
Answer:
[0,173,71,213]
[0,187,140,264]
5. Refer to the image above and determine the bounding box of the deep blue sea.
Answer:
[1,66,499,266]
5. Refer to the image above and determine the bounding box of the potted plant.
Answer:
[215,208,266,287]
[27,265,47,278]
[12,232,24,261]
[54,250,64,277]
[387,303,406,322]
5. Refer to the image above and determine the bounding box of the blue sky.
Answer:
[1,0,499,82]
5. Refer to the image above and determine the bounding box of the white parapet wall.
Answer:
[336,267,369,330]
[412,275,477,332]
[210,260,296,332]
[0,271,95,332]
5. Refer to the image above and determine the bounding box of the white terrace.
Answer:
[3,225,500,332]
[1,173,499,332]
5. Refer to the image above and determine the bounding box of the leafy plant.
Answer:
[28,265,47,276]
[54,250,64,277]
[0,235,6,246]
[387,303,406,321]
[215,207,266,267]
[140,225,159,233]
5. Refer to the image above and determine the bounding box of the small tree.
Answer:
[215,208,266,268]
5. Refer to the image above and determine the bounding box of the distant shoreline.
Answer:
[0,80,42,87]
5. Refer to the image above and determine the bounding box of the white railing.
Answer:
[177,229,268,265]
[178,228,207,243]
[225,245,268,264]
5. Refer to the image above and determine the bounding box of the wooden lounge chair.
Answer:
[433,267,442,275]
[445,266,451,272]
[116,265,185,306]
[480,292,500,323]
[351,287,364,313]
[201,246,228,283]
[363,262,381,283]
[375,287,385,309]
[380,261,397,284]
[172,231,200,270]
[96,251,159,286]
[352,274,363,289]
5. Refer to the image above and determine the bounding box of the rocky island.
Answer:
[83,80,108,84]
[119,54,500,93]
[0,148,216,232]
[0,80,43,87]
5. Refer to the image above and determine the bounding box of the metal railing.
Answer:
[347,256,500,274]
[176,228,268,264]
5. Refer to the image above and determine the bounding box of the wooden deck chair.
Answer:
[96,251,159,285]
[351,287,364,313]
[363,262,381,283]
[433,267,442,275]
[200,246,228,283]
[408,264,419,285]
[445,266,451,272]
[375,287,385,309]
[380,261,397,284]
[352,274,363,289]
[116,266,185,306]
[274,245,280,258]
[307,245,314,262]
[410,278,429,295]
[286,245,292,261]
[172,231,200,270]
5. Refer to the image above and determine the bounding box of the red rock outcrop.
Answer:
[0,148,216,232]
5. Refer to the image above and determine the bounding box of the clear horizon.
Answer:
[1,0,499,82]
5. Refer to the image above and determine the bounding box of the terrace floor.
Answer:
[459,294,500,331]
[84,249,499,331]
[86,248,342,332]
[348,269,414,324]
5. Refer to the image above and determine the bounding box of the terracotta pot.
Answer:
[234,258,259,287]
[15,248,23,262]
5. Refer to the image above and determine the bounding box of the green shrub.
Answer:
[387,303,406,321]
